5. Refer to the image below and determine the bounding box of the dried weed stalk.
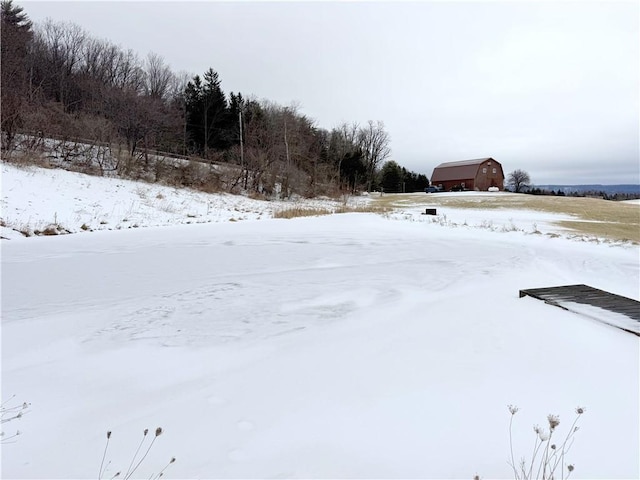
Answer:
[0,395,30,444]
[506,405,585,480]
[98,427,176,480]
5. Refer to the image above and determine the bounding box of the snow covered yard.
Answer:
[1,164,639,478]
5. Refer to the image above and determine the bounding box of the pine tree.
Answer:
[1,0,33,149]
[380,160,402,193]
[226,91,245,149]
[340,150,366,192]
[184,68,232,155]
[184,75,204,153]
[201,68,228,152]
[1,0,32,29]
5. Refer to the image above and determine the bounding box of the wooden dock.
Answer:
[519,284,640,335]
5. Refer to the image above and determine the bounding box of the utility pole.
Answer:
[204,100,208,159]
[183,96,187,156]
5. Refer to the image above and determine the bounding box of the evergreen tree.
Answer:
[202,68,228,152]
[380,160,402,192]
[184,68,231,155]
[1,0,33,149]
[1,0,31,28]
[340,150,366,192]
[184,75,205,153]
[416,173,429,191]
[399,169,429,192]
[226,91,244,148]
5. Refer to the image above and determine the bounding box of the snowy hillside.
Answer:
[1,163,371,239]
[2,163,639,478]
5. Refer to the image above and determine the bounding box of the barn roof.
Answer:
[431,157,497,183]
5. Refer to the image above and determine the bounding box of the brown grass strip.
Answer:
[273,204,389,219]
[371,192,640,242]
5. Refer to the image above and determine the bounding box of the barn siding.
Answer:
[474,159,504,190]
[431,158,505,191]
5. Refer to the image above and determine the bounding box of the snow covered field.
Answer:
[2,164,639,478]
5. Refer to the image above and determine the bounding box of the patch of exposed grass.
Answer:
[556,220,638,243]
[2,151,51,169]
[335,204,390,214]
[273,204,389,219]
[371,192,640,242]
[273,207,333,219]
[39,225,60,236]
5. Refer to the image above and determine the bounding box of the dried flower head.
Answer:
[547,414,560,431]
[143,428,149,436]
[551,444,556,450]
[567,464,574,472]
[538,430,549,442]
[508,405,519,415]
[106,431,111,439]
[575,406,585,415]
[155,427,163,437]
[170,457,176,463]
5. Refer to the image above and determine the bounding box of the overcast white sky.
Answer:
[23,1,639,184]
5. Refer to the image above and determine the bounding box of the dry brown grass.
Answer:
[273,207,334,219]
[335,204,390,214]
[2,151,51,168]
[371,192,640,243]
[273,204,389,219]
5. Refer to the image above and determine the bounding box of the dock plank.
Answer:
[519,284,640,335]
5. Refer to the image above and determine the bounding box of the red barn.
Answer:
[431,158,505,191]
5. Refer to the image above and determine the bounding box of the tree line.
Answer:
[1,1,430,196]
[506,169,639,200]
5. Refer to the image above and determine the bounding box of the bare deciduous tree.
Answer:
[507,169,531,193]
[168,70,192,155]
[358,120,391,191]
[112,48,144,92]
[144,52,173,100]
[334,122,359,168]
[36,19,86,109]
